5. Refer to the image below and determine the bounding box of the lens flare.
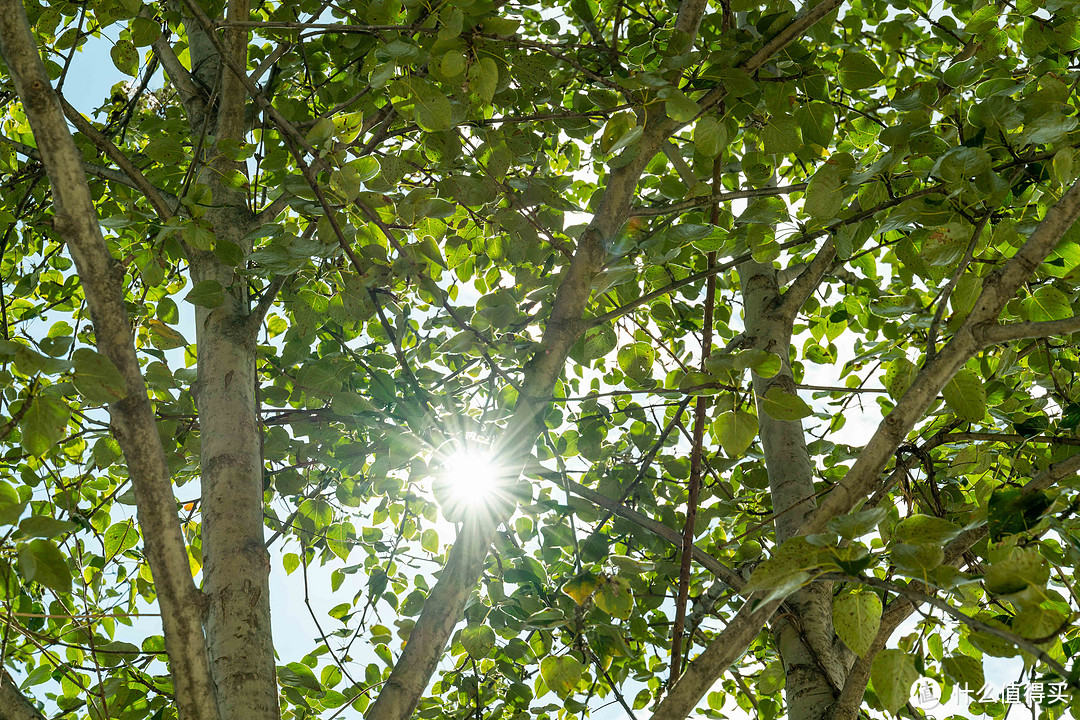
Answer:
[442,448,499,505]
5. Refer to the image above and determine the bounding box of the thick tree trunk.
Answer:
[0,5,223,720]
[187,0,279,714]
[740,260,848,720]
[192,244,278,720]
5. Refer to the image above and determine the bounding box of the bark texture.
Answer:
[741,259,847,720]
[0,4,220,720]
[186,0,280,716]
[0,673,46,720]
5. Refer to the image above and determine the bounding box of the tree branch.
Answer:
[0,6,220,720]
[0,132,163,196]
[0,672,45,720]
[565,478,743,590]
[831,573,1075,685]
[980,315,1080,345]
[778,237,836,317]
[631,183,807,217]
[829,450,1080,719]
[58,95,178,219]
[926,213,990,360]
[149,24,206,121]
[801,176,1080,537]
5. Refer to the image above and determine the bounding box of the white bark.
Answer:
[0,5,220,720]
[741,259,846,720]
[186,1,280,716]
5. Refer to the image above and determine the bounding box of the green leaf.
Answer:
[870,649,917,714]
[468,57,499,105]
[883,358,917,400]
[482,17,519,35]
[694,115,727,156]
[421,529,439,553]
[19,396,70,456]
[742,537,830,601]
[185,280,225,309]
[891,543,944,577]
[804,162,843,219]
[524,608,569,629]
[442,50,466,76]
[1012,606,1066,641]
[942,368,985,422]
[540,655,582,697]
[661,88,700,123]
[1024,285,1072,322]
[129,17,161,46]
[582,326,617,360]
[104,521,139,559]
[758,387,813,422]
[145,137,186,165]
[987,487,1053,541]
[826,507,887,538]
[0,482,26,525]
[968,616,1020,657]
[983,548,1048,595]
[110,38,139,75]
[714,410,758,457]
[892,515,962,545]
[796,103,835,149]
[18,539,71,593]
[282,662,321,692]
[734,349,781,378]
[839,53,884,90]
[326,524,353,561]
[18,516,76,539]
[72,349,128,404]
[461,624,496,658]
[832,592,881,657]
[412,80,454,131]
[617,343,655,380]
[942,653,984,691]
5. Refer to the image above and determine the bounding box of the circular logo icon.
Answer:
[910,678,942,710]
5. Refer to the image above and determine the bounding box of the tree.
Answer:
[0,0,1079,717]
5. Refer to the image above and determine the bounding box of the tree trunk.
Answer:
[192,243,278,720]
[741,259,849,720]
[187,0,280,714]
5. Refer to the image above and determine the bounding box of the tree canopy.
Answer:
[1,0,1080,718]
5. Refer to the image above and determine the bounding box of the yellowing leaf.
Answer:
[832,592,881,657]
[594,576,633,619]
[540,655,582,697]
[560,571,599,605]
[148,319,189,350]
